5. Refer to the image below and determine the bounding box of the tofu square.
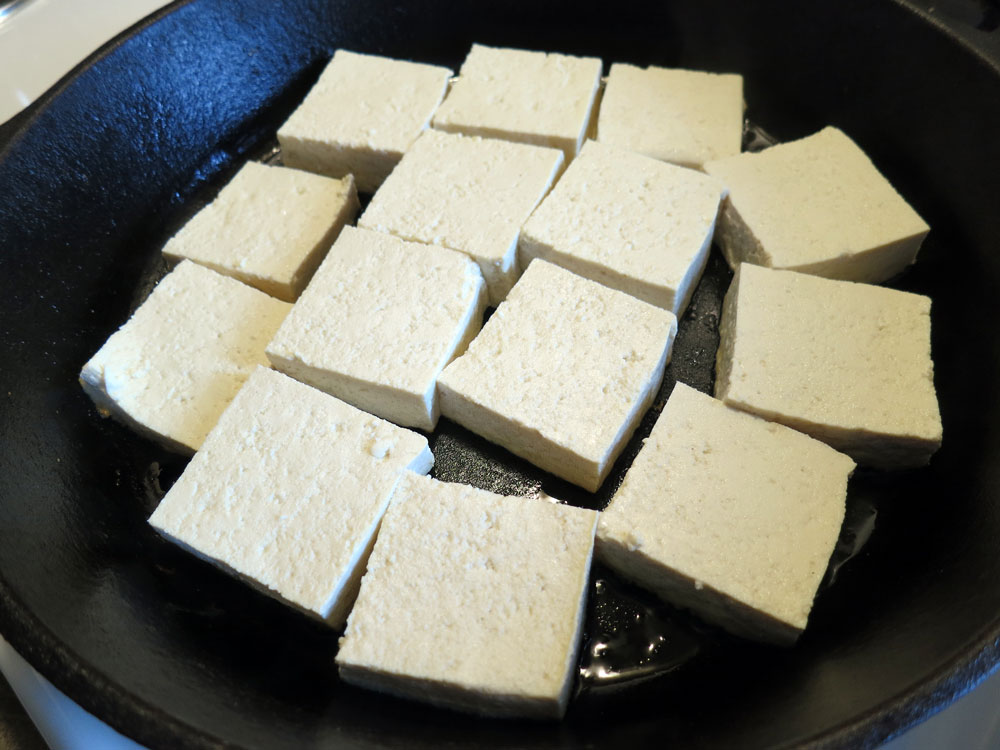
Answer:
[705,127,930,283]
[277,49,452,193]
[79,261,290,454]
[596,63,744,169]
[519,140,725,315]
[432,43,602,161]
[596,383,855,645]
[266,227,487,431]
[161,161,359,302]
[716,263,943,469]
[336,473,597,718]
[358,129,563,305]
[148,367,433,627]
[437,260,677,492]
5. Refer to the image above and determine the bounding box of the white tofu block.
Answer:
[704,127,930,283]
[358,129,563,305]
[596,383,855,645]
[148,367,434,626]
[432,43,602,161]
[716,263,943,469]
[266,227,487,431]
[161,162,359,301]
[437,260,677,492]
[519,140,725,316]
[277,49,452,193]
[79,261,290,455]
[597,63,744,169]
[337,473,597,718]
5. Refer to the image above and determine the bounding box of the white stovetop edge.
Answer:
[1,636,145,750]
[0,0,171,124]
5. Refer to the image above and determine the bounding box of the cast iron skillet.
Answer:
[3,0,1000,747]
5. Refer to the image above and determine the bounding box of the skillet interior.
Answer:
[2,0,1000,747]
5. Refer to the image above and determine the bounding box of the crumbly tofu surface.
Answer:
[148,367,433,626]
[519,140,725,315]
[277,49,452,193]
[161,162,358,301]
[266,226,486,431]
[704,127,930,283]
[715,263,942,469]
[79,261,290,454]
[596,63,744,169]
[358,129,563,305]
[431,43,602,161]
[336,473,597,718]
[596,383,854,645]
[437,260,677,492]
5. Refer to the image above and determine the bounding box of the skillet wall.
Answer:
[2,0,1000,748]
